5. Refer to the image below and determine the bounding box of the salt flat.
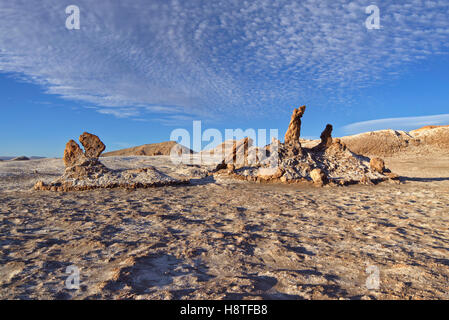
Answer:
[0,154,448,299]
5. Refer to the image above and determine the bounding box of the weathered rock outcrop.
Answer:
[313,124,333,150]
[35,133,186,191]
[62,133,108,178]
[224,137,252,166]
[370,157,385,173]
[310,168,328,186]
[79,132,106,158]
[213,137,256,171]
[63,140,85,167]
[284,105,306,145]
[257,167,284,181]
[214,106,398,187]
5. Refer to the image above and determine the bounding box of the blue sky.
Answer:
[0,0,448,157]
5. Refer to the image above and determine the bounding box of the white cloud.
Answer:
[97,108,140,118]
[0,0,448,120]
[342,114,449,134]
[151,114,198,126]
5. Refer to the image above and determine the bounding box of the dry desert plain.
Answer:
[0,145,448,299]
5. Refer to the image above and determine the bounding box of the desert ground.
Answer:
[0,151,448,300]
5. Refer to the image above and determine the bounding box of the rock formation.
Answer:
[79,132,106,158]
[257,167,284,181]
[35,133,186,192]
[61,133,109,180]
[310,168,328,185]
[224,137,252,166]
[63,140,85,167]
[214,106,398,187]
[313,124,333,150]
[370,157,385,173]
[284,105,306,145]
[213,137,256,171]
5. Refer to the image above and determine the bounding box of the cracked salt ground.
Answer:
[1,155,448,299]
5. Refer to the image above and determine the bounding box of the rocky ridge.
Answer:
[340,126,449,157]
[102,141,193,157]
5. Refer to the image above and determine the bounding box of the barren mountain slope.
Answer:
[340,127,449,157]
[102,141,193,157]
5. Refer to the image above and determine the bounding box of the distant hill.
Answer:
[199,139,245,156]
[102,141,194,157]
[339,126,449,157]
[0,156,45,161]
[409,125,449,133]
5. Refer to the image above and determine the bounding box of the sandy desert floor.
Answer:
[0,154,448,299]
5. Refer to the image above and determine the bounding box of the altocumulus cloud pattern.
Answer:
[0,0,448,119]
